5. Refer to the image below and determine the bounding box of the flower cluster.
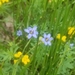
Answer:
[17,26,53,46]
[17,26,75,45]
[14,51,30,65]
[68,27,75,38]
[0,0,9,6]
[56,34,66,42]
[14,51,22,64]
[56,26,75,42]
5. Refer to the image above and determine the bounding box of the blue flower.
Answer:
[42,33,53,46]
[70,43,74,48]
[17,30,22,36]
[24,26,38,39]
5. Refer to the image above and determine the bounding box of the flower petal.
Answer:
[33,34,37,38]
[47,41,51,46]
[34,31,38,35]
[33,26,37,30]
[49,37,53,41]
[24,29,29,33]
[47,34,51,38]
[43,33,47,38]
[42,38,46,43]
[27,34,32,39]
